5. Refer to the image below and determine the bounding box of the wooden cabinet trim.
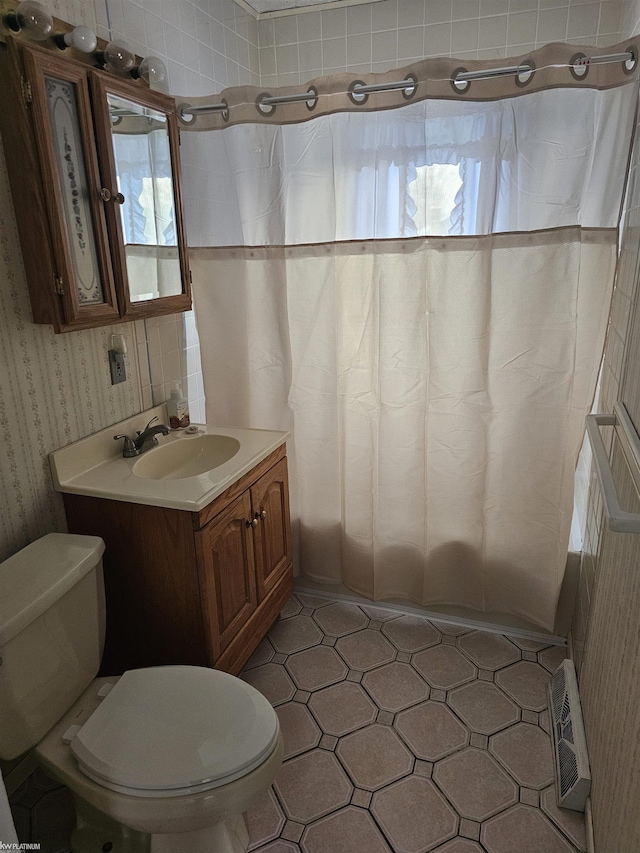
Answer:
[214,568,293,675]
[194,444,287,530]
[89,72,192,321]
[195,492,257,660]
[252,457,292,602]
[19,43,121,328]
[62,452,292,676]
[0,36,192,332]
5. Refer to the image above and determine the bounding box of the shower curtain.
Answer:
[183,42,639,631]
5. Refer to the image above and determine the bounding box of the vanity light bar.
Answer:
[179,50,636,120]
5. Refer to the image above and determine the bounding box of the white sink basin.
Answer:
[133,434,241,480]
[49,404,289,511]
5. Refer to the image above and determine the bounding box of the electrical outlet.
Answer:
[108,350,127,384]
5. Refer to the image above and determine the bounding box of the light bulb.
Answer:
[7,0,53,41]
[55,25,97,53]
[98,40,135,74]
[133,56,167,85]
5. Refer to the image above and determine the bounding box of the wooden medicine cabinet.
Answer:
[0,36,191,332]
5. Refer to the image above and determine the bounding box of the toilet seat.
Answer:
[69,666,280,798]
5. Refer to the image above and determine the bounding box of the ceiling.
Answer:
[235,0,383,18]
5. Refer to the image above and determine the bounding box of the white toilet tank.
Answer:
[0,533,106,760]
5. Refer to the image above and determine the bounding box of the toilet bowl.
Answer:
[0,533,282,853]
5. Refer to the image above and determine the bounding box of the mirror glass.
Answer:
[107,93,182,302]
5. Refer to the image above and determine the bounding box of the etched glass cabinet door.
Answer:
[21,46,121,328]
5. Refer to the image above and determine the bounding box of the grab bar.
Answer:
[585,402,640,533]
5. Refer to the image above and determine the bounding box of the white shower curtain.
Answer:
[185,59,638,631]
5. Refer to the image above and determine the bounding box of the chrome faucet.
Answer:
[114,417,170,458]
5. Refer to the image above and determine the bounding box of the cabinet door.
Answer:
[90,72,192,321]
[251,458,292,602]
[19,45,120,329]
[196,491,257,659]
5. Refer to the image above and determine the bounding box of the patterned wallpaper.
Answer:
[0,144,142,561]
[0,0,141,561]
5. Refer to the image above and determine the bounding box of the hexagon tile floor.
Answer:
[241,594,587,853]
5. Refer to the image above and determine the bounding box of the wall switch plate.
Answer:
[108,349,127,384]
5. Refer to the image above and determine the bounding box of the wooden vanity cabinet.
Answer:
[0,37,191,332]
[62,445,293,676]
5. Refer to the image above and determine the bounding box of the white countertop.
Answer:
[49,404,290,512]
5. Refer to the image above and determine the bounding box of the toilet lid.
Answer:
[70,666,280,797]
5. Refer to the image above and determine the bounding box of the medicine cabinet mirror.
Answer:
[0,36,191,333]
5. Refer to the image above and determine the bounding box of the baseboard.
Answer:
[294,582,567,646]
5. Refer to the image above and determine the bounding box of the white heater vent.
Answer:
[548,659,591,812]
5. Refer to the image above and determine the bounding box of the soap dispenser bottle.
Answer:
[167,383,190,430]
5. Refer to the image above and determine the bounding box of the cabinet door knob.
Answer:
[260,510,267,519]
[247,517,259,528]
[100,187,112,202]
[113,192,125,204]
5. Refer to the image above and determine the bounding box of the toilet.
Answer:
[0,533,283,853]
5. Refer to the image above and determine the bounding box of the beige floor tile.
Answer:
[241,663,296,706]
[458,631,521,671]
[301,806,391,853]
[448,681,520,735]
[312,601,368,636]
[245,787,285,850]
[336,724,413,790]
[280,596,303,620]
[413,644,478,689]
[395,701,469,761]
[285,645,348,691]
[295,593,333,608]
[277,703,322,760]
[432,841,484,852]
[254,841,301,853]
[431,621,471,637]
[382,615,441,652]
[433,747,518,820]
[308,681,377,736]
[490,723,555,789]
[372,775,458,852]
[540,786,587,852]
[496,661,551,711]
[244,637,275,669]
[335,629,396,671]
[359,605,402,621]
[362,661,429,711]
[269,615,323,654]
[481,803,576,852]
[538,645,569,673]
[274,749,353,824]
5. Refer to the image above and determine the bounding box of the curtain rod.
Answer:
[179,50,636,119]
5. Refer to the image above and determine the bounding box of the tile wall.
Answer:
[98,0,260,422]
[255,0,624,89]
[569,0,640,673]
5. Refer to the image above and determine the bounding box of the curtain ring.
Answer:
[348,80,368,105]
[402,73,418,100]
[220,98,229,122]
[256,93,276,116]
[178,103,196,124]
[515,61,535,87]
[570,53,589,80]
[451,68,470,94]
[624,44,638,74]
[305,86,318,111]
